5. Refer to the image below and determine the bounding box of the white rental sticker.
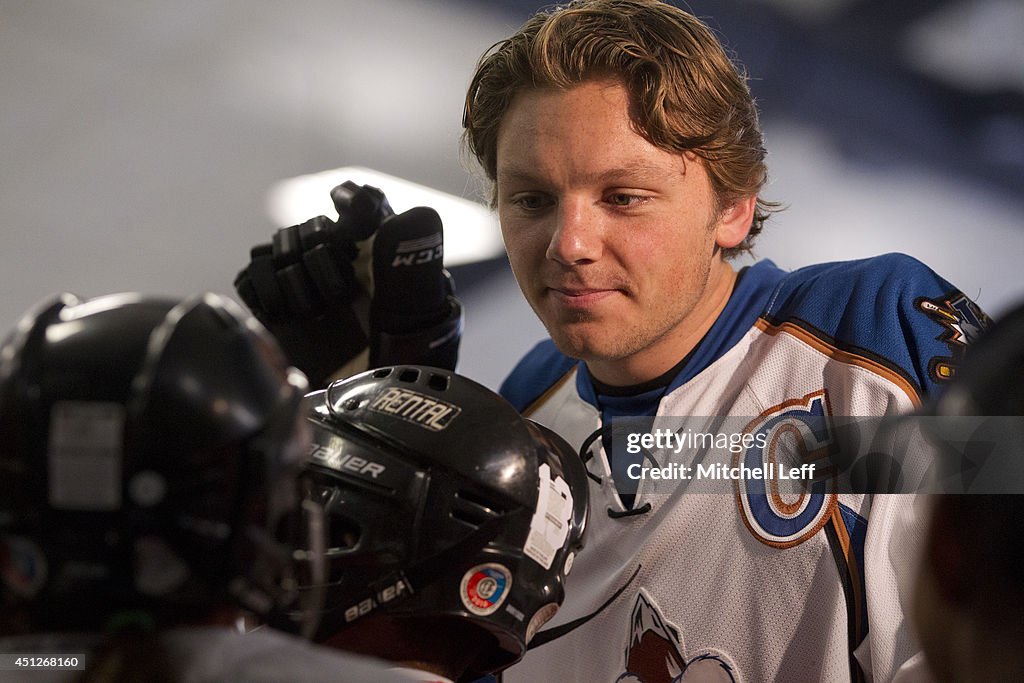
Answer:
[48,401,124,510]
[524,463,572,569]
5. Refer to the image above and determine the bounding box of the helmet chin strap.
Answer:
[528,563,642,649]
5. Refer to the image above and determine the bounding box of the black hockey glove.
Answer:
[234,181,463,387]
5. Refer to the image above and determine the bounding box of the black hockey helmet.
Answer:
[304,365,589,675]
[0,292,322,635]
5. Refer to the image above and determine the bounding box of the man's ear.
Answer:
[715,195,757,249]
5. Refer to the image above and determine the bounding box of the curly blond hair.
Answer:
[462,0,779,256]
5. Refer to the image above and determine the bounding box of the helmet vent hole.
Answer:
[450,508,486,528]
[398,368,420,383]
[428,373,450,391]
[372,368,393,378]
[451,489,503,528]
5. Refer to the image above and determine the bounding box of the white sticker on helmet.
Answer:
[524,463,572,570]
[47,401,124,510]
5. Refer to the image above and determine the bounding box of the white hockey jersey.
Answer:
[499,254,989,683]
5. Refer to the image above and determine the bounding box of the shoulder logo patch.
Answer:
[916,292,991,382]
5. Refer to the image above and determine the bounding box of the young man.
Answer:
[460,1,990,681]
[236,2,990,680]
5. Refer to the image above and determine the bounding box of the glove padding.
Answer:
[235,181,462,386]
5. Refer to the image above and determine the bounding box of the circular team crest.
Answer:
[459,563,511,616]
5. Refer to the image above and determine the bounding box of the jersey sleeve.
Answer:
[762,252,991,403]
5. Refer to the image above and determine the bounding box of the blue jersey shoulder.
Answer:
[499,339,577,412]
[762,252,989,399]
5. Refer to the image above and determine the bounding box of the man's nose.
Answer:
[545,199,603,265]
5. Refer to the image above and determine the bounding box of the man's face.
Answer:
[495,79,751,384]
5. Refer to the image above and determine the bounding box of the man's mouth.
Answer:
[547,286,622,307]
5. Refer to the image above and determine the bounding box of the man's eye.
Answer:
[606,193,642,207]
[513,194,551,210]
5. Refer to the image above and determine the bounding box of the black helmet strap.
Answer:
[528,563,641,650]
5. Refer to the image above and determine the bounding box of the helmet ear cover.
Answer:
[0,292,318,634]
[303,365,589,675]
